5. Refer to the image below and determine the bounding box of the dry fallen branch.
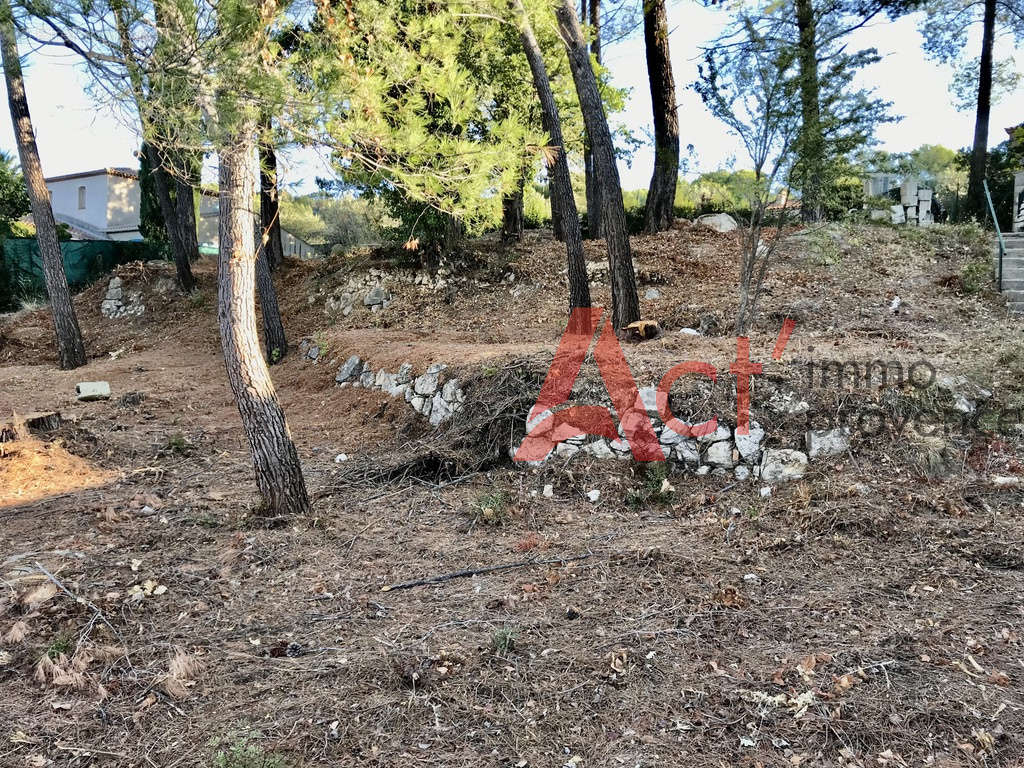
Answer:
[380,554,591,592]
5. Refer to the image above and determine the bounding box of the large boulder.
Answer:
[695,213,738,233]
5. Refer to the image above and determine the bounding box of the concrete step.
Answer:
[1000,280,1024,291]
[1008,303,1024,315]
[1001,290,1024,302]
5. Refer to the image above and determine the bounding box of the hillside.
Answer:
[1,221,1024,768]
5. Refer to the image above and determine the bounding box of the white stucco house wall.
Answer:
[44,167,316,257]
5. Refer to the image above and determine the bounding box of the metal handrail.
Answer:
[983,178,1006,292]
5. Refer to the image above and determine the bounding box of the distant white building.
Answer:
[43,167,315,257]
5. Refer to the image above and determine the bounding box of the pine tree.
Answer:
[0,0,86,369]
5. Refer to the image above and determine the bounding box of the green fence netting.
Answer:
[0,238,165,311]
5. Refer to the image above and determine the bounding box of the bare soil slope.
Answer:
[1,223,1023,768]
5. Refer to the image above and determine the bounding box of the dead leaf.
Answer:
[19,583,57,608]
[2,620,29,645]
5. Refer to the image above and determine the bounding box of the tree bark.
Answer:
[501,162,526,243]
[517,3,591,311]
[548,160,566,241]
[966,0,996,221]
[554,0,639,328]
[217,128,310,518]
[795,0,823,223]
[259,133,285,271]
[145,144,195,292]
[582,0,602,239]
[0,2,86,369]
[642,0,678,233]
[111,0,196,291]
[173,174,200,274]
[255,237,288,365]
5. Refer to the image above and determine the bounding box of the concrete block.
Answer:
[76,381,111,401]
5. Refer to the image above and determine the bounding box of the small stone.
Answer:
[760,449,808,484]
[734,465,750,481]
[635,386,664,415]
[442,379,463,403]
[698,424,732,444]
[395,363,414,384]
[760,486,772,498]
[583,439,614,459]
[673,439,699,464]
[695,466,710,476]
[363,285,391,306]
[644,287,662,300]
[695,212,738,233]
[734,421,765,463]
[359,369,374,388]
[743,573,760,585]
[586,489,601,503]
[413,364,446,396]
[806,428,850,460]
[678,328,700,335]
[952,393,976,414]
[335,355,362,383]
[334,453,348,463]
[429,393,452,425]
[543,484,554,498]
[705,440,736,468]
[555,442,579,458]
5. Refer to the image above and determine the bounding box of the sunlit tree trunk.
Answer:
[581,0,602,238]
[966,0,996,221]
[554,0,639,328]
[217,128,310,518]
[0,1,86,369]
[642,0,678,233]
[517,2,590,311]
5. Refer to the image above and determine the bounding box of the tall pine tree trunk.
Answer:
[217,128,309,518]
[259,133,285,271]
[966,0,996,222]
[642,0,678,233]
[548,159,566,241]
[517,2,591,311]
[173,174,200,275]
[795,0,824,223]
[501,160,527,243]
[255,133,288,364]
[555,0,639,328]
[145,144,195,291]
[112,0,196,291]
[255,239,288,365]
[581,0,602,239]
[0,2,86,369]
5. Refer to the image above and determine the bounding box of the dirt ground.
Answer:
[1,222,1024,768]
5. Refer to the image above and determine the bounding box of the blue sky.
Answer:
[0,4,1020,194]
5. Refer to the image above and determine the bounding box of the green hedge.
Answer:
[0,238,164,311]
